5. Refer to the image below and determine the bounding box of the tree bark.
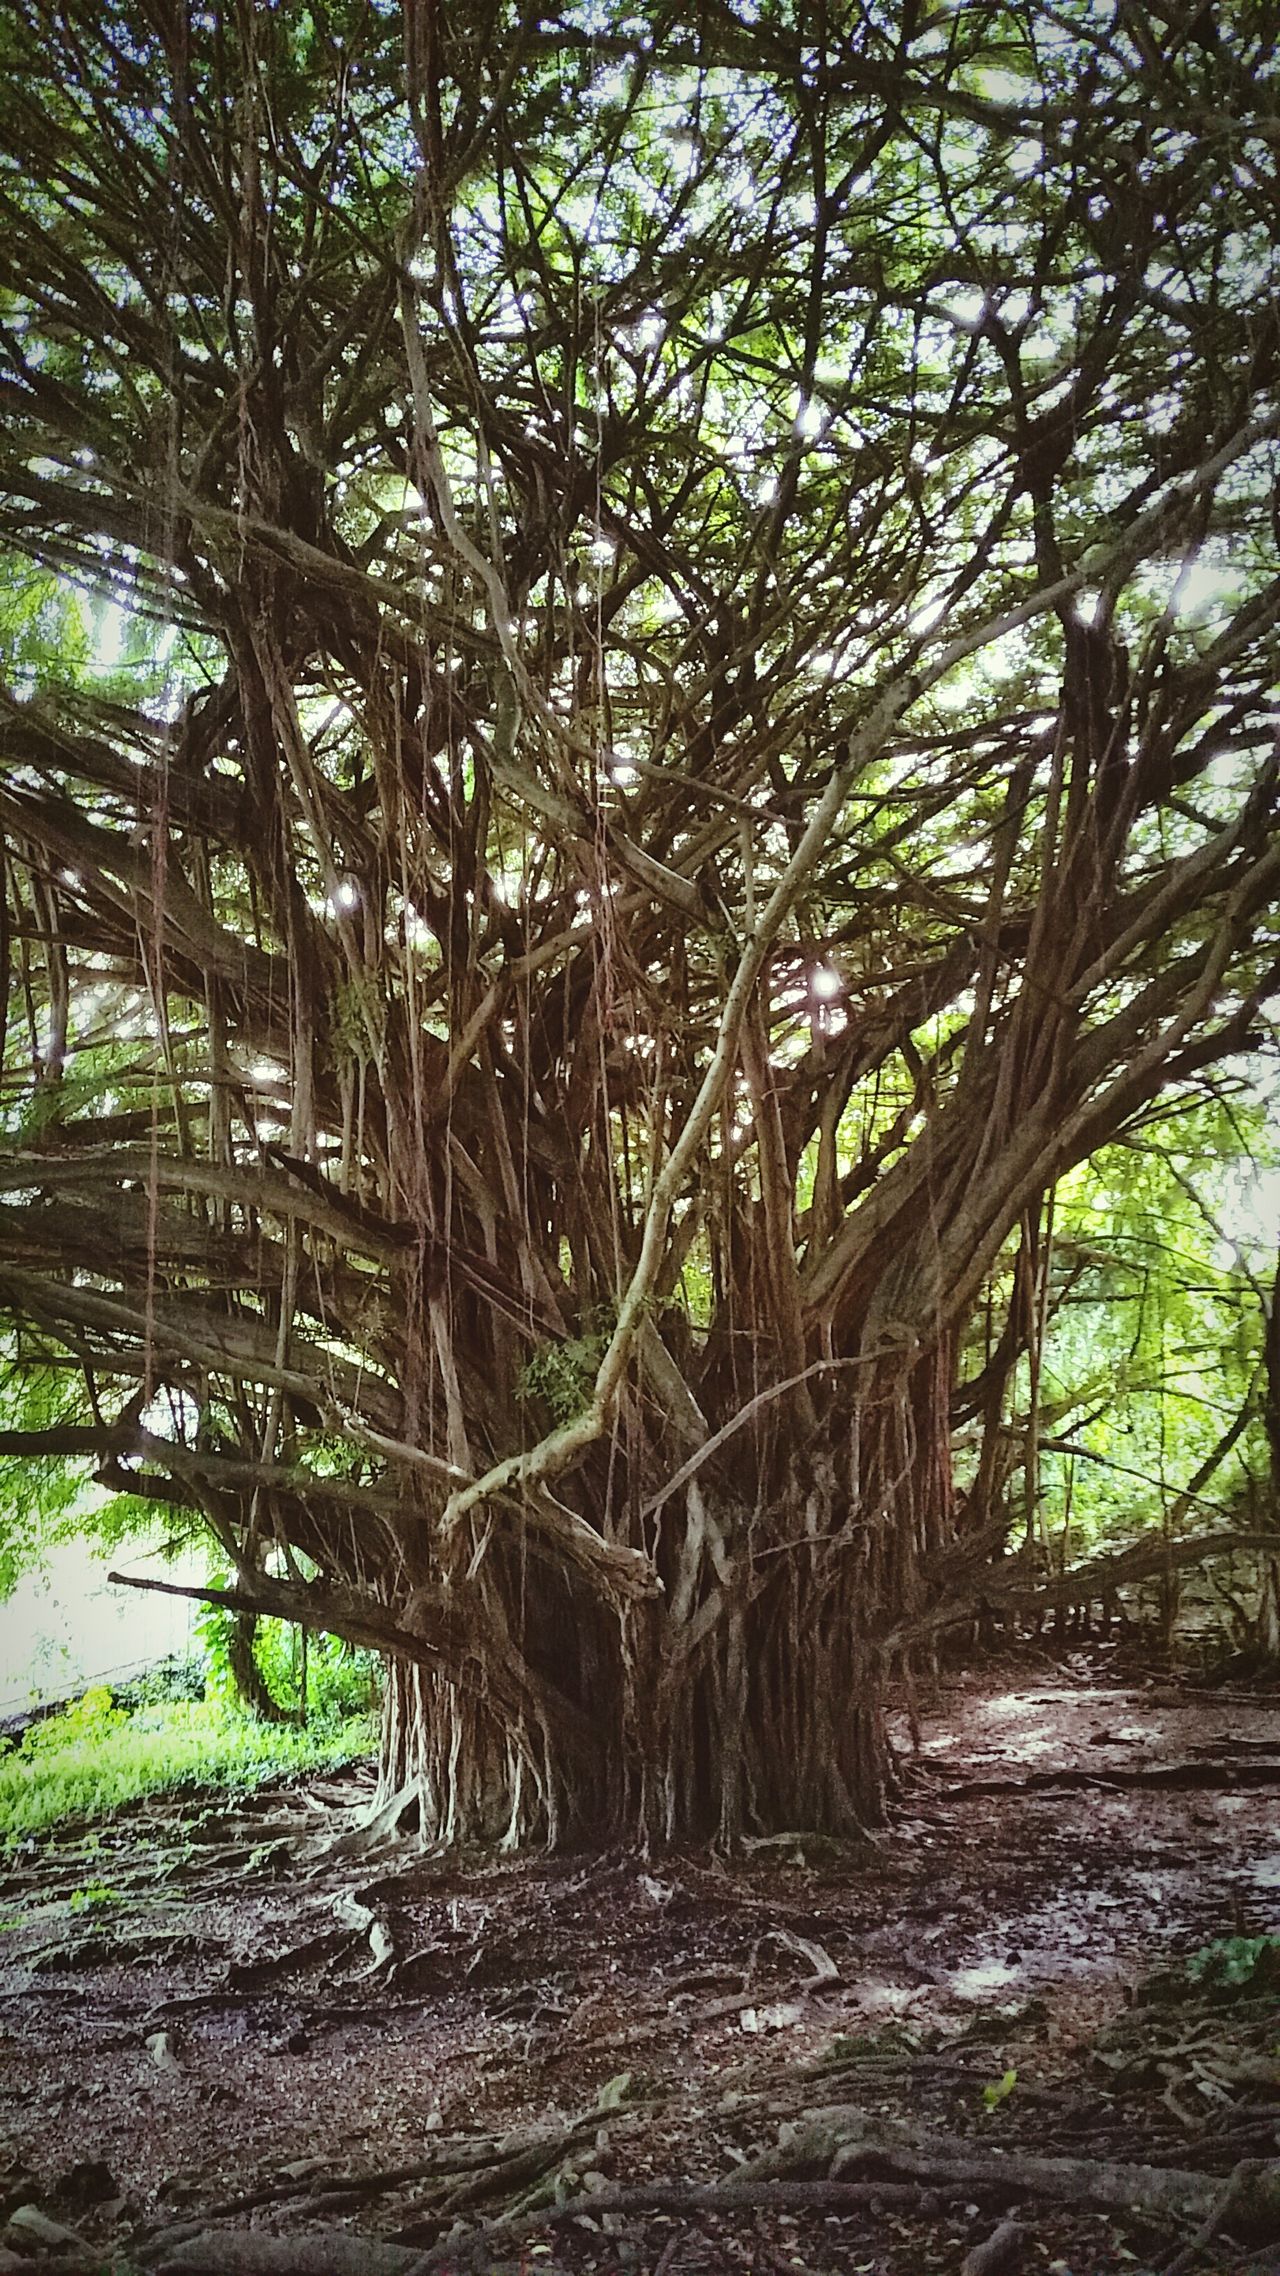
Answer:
[3,0,1279,1855]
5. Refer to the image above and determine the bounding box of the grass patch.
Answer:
[67,1879,125,1910]
[0,1686,375,1843]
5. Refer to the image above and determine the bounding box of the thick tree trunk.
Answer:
[378,1660,567,1848]
[2,0,1278,1881]
[373,1344,953,1849]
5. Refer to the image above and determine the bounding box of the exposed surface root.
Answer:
[3,1667,1279,2275]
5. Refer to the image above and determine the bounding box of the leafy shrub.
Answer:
[1185,1935,1280,1994]
[118,1659,207,1710]
[517,1306,616,1423]
[33,1683,126,1743]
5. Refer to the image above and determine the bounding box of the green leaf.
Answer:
[1186,1936,1280,1990]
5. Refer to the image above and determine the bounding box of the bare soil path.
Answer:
[1,1658,1278,2276]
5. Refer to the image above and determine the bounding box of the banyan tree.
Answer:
[0,0,1277,1844]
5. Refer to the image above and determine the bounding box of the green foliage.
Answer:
[195,1592,378,1722]
[981,2067,1018,2110]
[0,1356,96,1600]
[117,1658,206,1710]
[1185,1936,1280,1994]
[518,1308,616,1424]
[0,555,88,689]
[0,1688,375,1844]
[67,1880,123,1911]
[39,1684,126,1744]
[0,1345,193,1612]
[959,1088,1278,1562]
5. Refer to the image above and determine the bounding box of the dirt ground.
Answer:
[2,1652,1279,2276]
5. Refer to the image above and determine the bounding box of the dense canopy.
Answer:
[0,0,1277,1843]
